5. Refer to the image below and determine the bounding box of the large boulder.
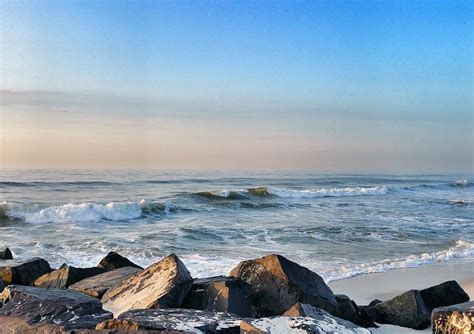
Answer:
[420,280,470,311]
[0,247,13,260]
[229,254,340,317]
[34,263,105,289]
[432,301,473,334]
[97,251,143,271]
[240,311,370,333]
[0,285,112,331]
[69,266,142,299]
[334,295,377,328]
[0,257,51,285]
[96,308,241,333]
[102,253,193,316]
[368,289,431,329]
[181,276,253,317]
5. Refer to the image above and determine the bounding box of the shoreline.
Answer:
[329,260,474,333]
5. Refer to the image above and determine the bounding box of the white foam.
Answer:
[324,239,474,282]
[267,186,389,198]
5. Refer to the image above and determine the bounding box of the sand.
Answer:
[329,260,474,333]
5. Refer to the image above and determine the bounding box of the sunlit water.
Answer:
[1,169,473,282]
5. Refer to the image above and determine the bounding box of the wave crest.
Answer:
[1,200,172,223]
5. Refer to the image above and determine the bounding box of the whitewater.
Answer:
[0,169,473,282]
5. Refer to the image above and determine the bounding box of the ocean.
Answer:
[1,169,473,282]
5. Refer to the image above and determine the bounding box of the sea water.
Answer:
[1,169,473,282]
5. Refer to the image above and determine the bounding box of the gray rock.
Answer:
[102,253,193,317]
[432,301,474,334]
[69,266,142,299]
[0,285,112,330]
[0,247,13,260]
[0,257,51,285]
[241,310,371,333]
[335,295,378,328]
[34,263,105,289]
[97,251,143,271]
[182,275,253,317]
[420,280,470,311]
[230,254,340,317]
[96,308,241,333]
[369,290,431,329]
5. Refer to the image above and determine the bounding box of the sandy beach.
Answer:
[330,260,474,333]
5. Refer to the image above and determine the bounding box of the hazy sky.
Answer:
[1,0,472,171]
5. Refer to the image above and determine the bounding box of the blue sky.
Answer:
[0,0,472,171]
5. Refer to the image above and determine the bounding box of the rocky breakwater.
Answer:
[0,249,472,333]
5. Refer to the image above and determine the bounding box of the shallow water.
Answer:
[1,169,473,281]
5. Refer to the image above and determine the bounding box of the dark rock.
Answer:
[432,301,474,334]
[102,253,193,316]
[96,308,241,333]
[181,275,253,317]
[420,280,470,311]
[34,263,105,289]
[0,257,51,285]
[229,254,340,317]
[0,285,112,330]
[0,247,13,260]
[369,289,431,329]
[335,294,378,328]
[0,279,4,293]
[242,306,371,333]
[368,299,382,307]
[69,266,142,299]
[97,251,143,271]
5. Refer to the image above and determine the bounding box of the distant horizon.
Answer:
[1,1,472,172]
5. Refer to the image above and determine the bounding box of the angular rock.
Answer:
[241,312,370,333]
[0,257,51,285]
[96,308,241,333]
[69,266,142,299]
[420,280,470,311]
[102,253,193,316]
[34,263,105,289]
[432,301,474,334]
[335,294,378,328]
[97,251,143,271]
[229,254,340,317]
[181,275,253,317]
[0,285,112,330]
[0,247,13,260]
[369,289,431,329]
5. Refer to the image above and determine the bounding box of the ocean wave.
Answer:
[0,200,173,223]
[193,186,389,200]
[325,239,474,282]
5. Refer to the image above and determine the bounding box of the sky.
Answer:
[0,0,472,172]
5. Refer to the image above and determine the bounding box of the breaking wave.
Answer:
[326,239,474,282]
[194,186,389,200]
[0,200,174,223]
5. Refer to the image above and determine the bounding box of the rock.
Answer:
[34,263,105,289]
[97,251,143,271]
[181,275,253,317]
[369,289,431,329]
[96,308,241,333]
[241,311,370,333]
[102,253,193,316]
[229,254,340,317]
[432,301,474,334]
[69,266,142,299]
[0,257,51,285]
[0,280,4,293]
[0,247,13,260]
[0,285,112,330]
[420,280,470,311]
[334,295,378,328]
